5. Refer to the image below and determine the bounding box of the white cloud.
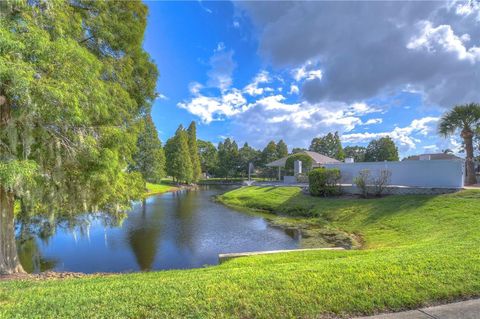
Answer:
[289,84,299,95]
[342,116,440,151]
[292,61,323,82]
[407,21,480,63]
[455,1,480,19]
[177,88,249,123]
[156,93,168,100]
[363,118,383,125]
[345,102,382,116]
[243,70,271,96]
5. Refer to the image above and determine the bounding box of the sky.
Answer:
[143,1,480,158]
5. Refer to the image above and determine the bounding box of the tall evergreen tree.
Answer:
[261,141,278,166]
[132,115,165,184]
[165,126,193,184]
[238,143,260,177]
[364,136,399,162]
[309,132,345,160]
[197,140,217,177]
[276,140,289,159]
[0,1,157,273]
[187,122,202,182]
[217,138,239,178]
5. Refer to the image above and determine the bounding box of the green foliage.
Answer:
[285,153,313,174]
[344,145,366,162]
[187,122,202,182]
[364,136,399,162]
[439,103,480,185]
[0,160,37,193]
[261,141,278,165]
[438,103,480,137]
[276,139,288,158]
[291,147,306,154]
[309,132,345,160]
[238,143,260,177]
[216,138,239,178]
[308,168,341,197]
[0,1,157,214]
[197,140,217,176]
[165,126,193,184]
[131,115,165,184]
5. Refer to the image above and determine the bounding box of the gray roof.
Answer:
[266,151,341,167]
[403,153,463,161]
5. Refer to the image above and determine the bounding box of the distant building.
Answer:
[403,153,463,161]
[266,151,341,182]
[266,151,340,169]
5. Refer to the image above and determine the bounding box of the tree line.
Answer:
[133,123,401,182]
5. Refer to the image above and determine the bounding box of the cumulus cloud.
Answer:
[342,116,440,152]
[235,1,480,107]
[243,70,271,96]
[177,88,249,123]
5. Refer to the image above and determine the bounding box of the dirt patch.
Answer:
[0,271,111,281]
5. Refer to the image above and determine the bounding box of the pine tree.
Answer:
[132,115,165,184]
[309,132,345,160]
[197,140,218,176]
[187,121,202,182]
[261,141,278,166]
[165,126,193,183]
[276,140,289,158]
[217,138,239,178]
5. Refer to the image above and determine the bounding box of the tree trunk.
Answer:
[463,132,477,185]
[0,186,25,274]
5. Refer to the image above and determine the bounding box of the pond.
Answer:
[17,186,300,273]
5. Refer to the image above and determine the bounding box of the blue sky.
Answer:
[143,1,480,158]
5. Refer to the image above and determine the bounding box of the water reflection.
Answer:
[17,186,299,273]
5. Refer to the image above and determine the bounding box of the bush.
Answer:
[354,169,392,198]
[285,154,313,175]
[353,169,370,198]
[308,168,341,197]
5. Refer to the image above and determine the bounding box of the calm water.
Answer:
[18,186,299,273]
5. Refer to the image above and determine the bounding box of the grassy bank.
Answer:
[1,187,480,318]
[144,182,178,197]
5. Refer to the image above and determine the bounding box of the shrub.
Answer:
[371,169,392,196]
[354,169,392,198]
[308,168,341,197]
[353,169,370,198]
[285,154,313,175]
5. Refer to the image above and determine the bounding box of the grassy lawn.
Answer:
[144,182,178,197]
[1,187,480,318]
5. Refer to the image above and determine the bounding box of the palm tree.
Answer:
[439,103,480,185]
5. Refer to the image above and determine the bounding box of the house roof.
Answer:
[403,153,463,161]
[266,151,341,167]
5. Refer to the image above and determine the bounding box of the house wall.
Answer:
[324,160,465,188]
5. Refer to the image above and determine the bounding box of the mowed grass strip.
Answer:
[1,187,479,318]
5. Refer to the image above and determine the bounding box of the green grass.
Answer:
[1,187,480,318]
[144,182,178,197]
